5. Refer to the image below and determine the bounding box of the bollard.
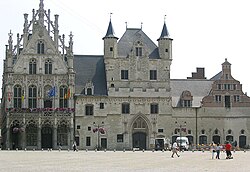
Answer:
[142,149,144,152]
[162,149,164,152]
[95,149,97,152]
[114,149,116,152]
[123,149,125,152]
[8,148,10,151]
[33,148,35,151]
[86,149,88,152]
[104,149,106,152]
[152,149,155,152]
[24,148,27,151]
[16,148,18,151]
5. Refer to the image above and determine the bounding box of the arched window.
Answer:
[133,117,147,129]
[28,85,37,108]
[59,86,68,108]
[45,59,52,74]
[29,59,36,74]
[13,85,22,108]
[37,40,45,54]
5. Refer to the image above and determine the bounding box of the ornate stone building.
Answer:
[1,0,75,150]
[1,0,250,151]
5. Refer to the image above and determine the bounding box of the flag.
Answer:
[64,88,70,99]
[21,90,24,102]
[48,86,56,97]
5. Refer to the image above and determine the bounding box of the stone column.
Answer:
[37,126,41,149]
[6,127,10,149]
[70,127,74,150]
[21,129,26,150]
[53,126,57,149]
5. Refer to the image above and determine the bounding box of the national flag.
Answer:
[48,86,56,97]
[64,88,70,99]
[21,90,24,102]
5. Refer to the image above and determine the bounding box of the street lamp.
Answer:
[175,121,187,150]
[93,121,105,150]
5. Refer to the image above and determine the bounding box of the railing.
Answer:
[5,108,75,113]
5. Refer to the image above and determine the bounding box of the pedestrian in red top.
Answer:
[225,141,233,159]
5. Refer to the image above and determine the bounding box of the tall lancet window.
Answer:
[28,85,37,108]
[13,85,22,108]
[37,40,45,54]
[45,59,52,74]
[29,59,37,74]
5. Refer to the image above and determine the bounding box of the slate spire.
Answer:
[103,15,118,39]
[158,16,170,40]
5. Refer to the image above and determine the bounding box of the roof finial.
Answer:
[125,22,127,29]
[164,15,167,23]
[109,12,113,21]
[141,22,143,30]
[38,0,45,25]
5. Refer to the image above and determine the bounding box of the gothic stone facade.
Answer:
[1,1,75,150]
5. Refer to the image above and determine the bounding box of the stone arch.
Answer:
[129,113,151,150]
[129,113,152,133]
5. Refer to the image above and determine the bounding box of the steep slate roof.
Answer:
[74,55,107,95]
[210,71,222,80]
[103,20,118,39]
[117,28,159,58]
[158,22,170,39]
[170,79,213,107]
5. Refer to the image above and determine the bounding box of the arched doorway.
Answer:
[10,120,22,150]
[239,135,246,148]
[132,116,149,150]
[213,135,220,144]
[41,126,53,149]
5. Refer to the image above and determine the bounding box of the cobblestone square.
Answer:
[0,150,249,172]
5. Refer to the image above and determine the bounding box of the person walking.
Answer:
[171,141,180,158]
[225,141,233,159]
[215,143,221,159]
[72,141,77,151]
[210,142,216,159]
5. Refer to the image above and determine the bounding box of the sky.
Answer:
[1,0,250,95]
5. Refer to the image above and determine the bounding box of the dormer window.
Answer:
[180,90,193,107]
[84,81,94,95]
[37,40,45,54]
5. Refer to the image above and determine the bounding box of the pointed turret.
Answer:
[103,17,118,58]
[157,17,173,60]
[6,30,13,72]
[158,22,170,39]
[103,19,118,39]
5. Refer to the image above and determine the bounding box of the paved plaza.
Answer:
[0,150,249,172]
